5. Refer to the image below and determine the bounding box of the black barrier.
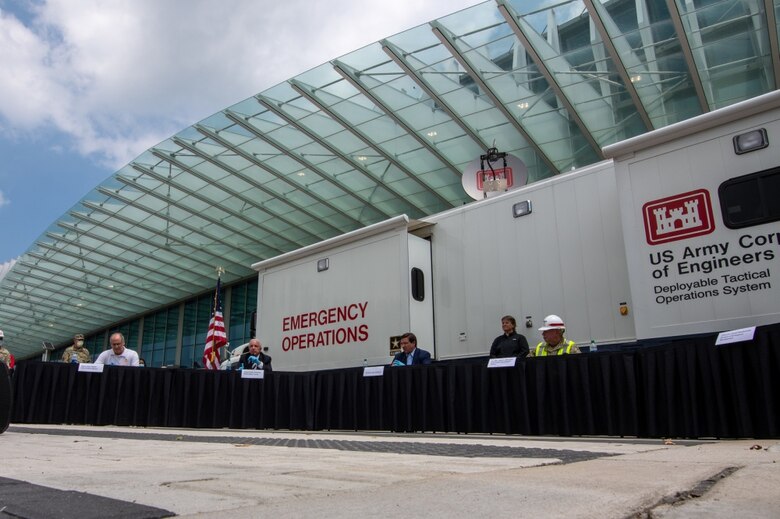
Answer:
[9,323,780,438]
[0,363,10,434]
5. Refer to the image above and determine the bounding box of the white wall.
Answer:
[257,224,411,371]
[424,161,635,359]
[615,105,780,338]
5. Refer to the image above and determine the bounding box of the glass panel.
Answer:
[165,307,179,366]
[776,0,780,67]
[141,315,156,366]
[675,0,774,108]
[593,0,703,127]
[152,311,166,367]
[228,282,246,343]
[295,78,469,212]
[437,3,589,173]
[228,278,258,346]
[499,1,643,150]
[86,332,104,360]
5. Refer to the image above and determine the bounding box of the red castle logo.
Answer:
[642,189,715,245]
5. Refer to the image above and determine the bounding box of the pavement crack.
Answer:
[160,477,217,487]
[625,466,741,518]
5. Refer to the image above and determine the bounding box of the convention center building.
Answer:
[1,0,778,367]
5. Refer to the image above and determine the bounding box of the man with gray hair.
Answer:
[529,315,581,357]
[95,332,139,366]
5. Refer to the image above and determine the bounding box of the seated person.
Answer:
[62,333,91,363]
[529,315,581,357]
[391,332,432,366]
[489,315,529,358]
[0,329,15,371]
[95,332,140,366]
[238,338,272,371]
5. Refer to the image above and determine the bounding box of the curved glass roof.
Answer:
[2,0,779,359]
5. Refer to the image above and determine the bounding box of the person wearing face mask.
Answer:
[61,333,92,364]
[0,330,14,370]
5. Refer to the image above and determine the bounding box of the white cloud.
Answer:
[0,189,8,207]
[0,257,15,281]
[0,0,483,169]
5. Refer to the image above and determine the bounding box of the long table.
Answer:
[9,323,780,438]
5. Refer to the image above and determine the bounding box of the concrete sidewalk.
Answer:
[1,425,778,518]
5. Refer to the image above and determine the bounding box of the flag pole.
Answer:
[203,266,227,370]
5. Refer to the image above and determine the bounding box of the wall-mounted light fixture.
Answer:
[512,200,532,218]
[317,258,329,272]
[733,128,768,155]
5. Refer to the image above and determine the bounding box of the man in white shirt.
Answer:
[95,332,140,366]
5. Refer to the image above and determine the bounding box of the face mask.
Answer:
[76,340,84,347]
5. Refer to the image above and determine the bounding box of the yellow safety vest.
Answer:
[535,340,575,356]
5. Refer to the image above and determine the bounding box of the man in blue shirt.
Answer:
[391,332,432,366]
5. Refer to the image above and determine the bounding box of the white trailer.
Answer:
[251,216,434,371]
[252,91,780,371]
[605,91,780,339]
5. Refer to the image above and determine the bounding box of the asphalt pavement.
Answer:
[1,424,778,518]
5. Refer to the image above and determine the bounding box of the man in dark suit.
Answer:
[391,332,432,366]
[238,338,273,371]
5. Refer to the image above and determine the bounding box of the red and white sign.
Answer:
[460,154,528,200]
[476,167,514,190]
[280,301,369,352]
[642,189,715,245]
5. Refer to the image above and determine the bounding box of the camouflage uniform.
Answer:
[0,346,13,368]
[62,345,92,363]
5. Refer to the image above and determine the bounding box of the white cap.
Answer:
[0,329,4,338]
[538,315,565,332]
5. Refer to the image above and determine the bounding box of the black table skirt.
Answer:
[9,323,780,438]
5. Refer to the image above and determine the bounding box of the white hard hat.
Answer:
[538,315,565,332]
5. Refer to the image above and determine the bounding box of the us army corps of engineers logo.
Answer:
[642,189,715,245]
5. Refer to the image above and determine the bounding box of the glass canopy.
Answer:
[1,0,778,359]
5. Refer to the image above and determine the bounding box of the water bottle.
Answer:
[71,353,79,364]
[363,358,368,367]
[590,340,598,353]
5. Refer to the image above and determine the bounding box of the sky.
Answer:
[0,0,484,268]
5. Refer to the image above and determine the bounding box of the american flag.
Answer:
[202,278,227,370]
